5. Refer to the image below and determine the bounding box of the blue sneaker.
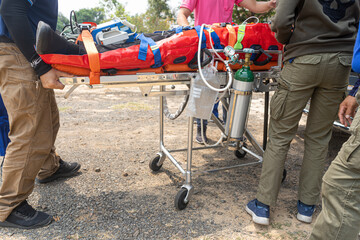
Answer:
[246,199,270,225]
[297,200,315,223]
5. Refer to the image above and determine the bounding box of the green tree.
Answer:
[75,7,106,24]
[56,12,70,32]
[100,0,130,20]
[142,0,174,32]
[129,13,147,33]
[232,1,275,24]
[147,0,173,19]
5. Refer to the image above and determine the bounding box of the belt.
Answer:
[0,35,14,43]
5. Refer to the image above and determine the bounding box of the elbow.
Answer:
[177,8,190,26]
[271,24,293,44]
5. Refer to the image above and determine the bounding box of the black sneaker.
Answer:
[0,201,53,229]
[37,159,81,184]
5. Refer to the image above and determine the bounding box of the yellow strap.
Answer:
[234,24,246,50]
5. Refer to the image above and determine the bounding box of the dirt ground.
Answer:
[0,84,354,240]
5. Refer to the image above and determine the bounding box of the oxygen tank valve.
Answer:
[243,48,255,67]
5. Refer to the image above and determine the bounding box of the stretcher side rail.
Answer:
[60,69,279,97]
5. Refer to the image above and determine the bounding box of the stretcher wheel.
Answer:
[234,149,247,159]
[175,188,189,210]
[234,143,248,159]
[149,155,163,172]
[282,169,287,183]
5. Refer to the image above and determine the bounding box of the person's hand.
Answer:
[268,0,276,9]
[40,68,73,90]
[338,95,359,127]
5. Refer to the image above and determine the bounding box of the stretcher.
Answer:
[39,22,283,86]
[42,19,286,209]
[59,47,283,210]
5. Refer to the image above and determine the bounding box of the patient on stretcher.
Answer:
[36,21,282,77]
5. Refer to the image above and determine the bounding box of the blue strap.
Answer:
[194,26,207,49]
[137,34,162,68]
[174,26,192,33]
[138,34,148,61]
[209,29,223,49]
[175,26,183,34]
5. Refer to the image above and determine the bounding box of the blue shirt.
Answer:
[349,25,360,96]
[353,26,360,73]
[0,0,58,39]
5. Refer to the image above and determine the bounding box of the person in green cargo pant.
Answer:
[309,26,360,240]
[245,0,360,226]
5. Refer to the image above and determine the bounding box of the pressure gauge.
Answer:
[224,46,236,57]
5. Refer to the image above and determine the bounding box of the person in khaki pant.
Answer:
[309,27,360,240]
[245,0,360,226]
[0,0,81,229]
[309,94,360,239]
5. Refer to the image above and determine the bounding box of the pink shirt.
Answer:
[181,0,243,26]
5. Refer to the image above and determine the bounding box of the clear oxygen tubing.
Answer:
[197,24,233,92]
[200,120,227,147]
[198,24,233,147]
[207,25,232,104]
[163,94,189,120]
[198,20,260,147]
[241,16,260,25]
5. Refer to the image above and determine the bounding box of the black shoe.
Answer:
[195,125,209,144]
[0,201,53,229]
[37,159,81,184]
[36,21,83,55]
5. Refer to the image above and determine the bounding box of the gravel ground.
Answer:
[0,85,355,240]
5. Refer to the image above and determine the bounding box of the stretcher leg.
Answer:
[175,116,194,210]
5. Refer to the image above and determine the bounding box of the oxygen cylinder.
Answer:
[225,50,254,141]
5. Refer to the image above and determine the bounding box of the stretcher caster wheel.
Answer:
[149,155,163,172]
[282,169,287,183]
[234,143,247,159]
[234,149,247,159]
[175,188,189,210]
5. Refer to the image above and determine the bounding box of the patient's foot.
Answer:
[36,21,83,55]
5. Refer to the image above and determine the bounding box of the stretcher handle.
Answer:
[188,48,213,69]
[251,45,273,66]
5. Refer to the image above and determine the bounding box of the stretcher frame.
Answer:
[60,49,283,209]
